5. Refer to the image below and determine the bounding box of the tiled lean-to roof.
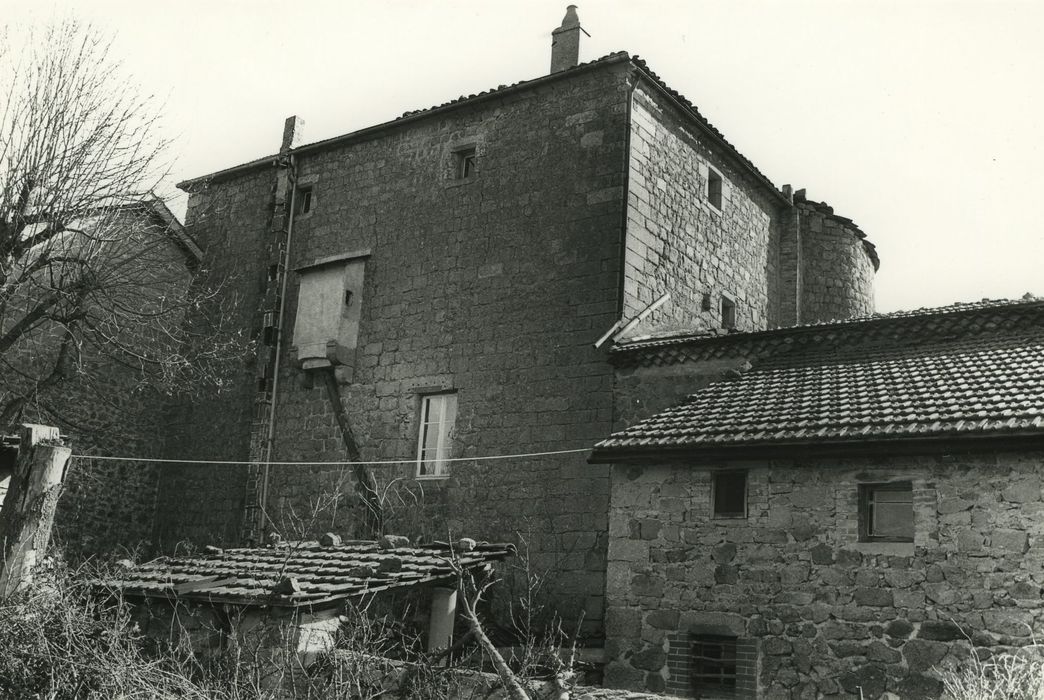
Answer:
[100,539,514,609]
[592,298,1044,460]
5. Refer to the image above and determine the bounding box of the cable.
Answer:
[69,447,590,467]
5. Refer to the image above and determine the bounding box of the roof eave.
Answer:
[177,53,634,191]
[589,431,1044,464]
[610,298,1044,360]
[629,64,790,207]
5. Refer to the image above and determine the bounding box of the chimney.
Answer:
[550,5,582,73]
[280,115,305,154]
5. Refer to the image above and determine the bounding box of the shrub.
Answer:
[0,558,215,699]
[941,646,1044,700]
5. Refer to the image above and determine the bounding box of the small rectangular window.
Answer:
[713,471,746,518]
[416,393,457,478]
[455,147,477,179]
[692,635,737,695]
[707,169,723,209]
[294,186,313,216]
[720,295,736,330]
[860,482,913,542]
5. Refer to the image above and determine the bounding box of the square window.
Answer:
[294,186,313,216]
[713,471,746,518]
[707,170,723,209]
[692,635,737,695]
[416,393,457,478]
[720,295,736,330]
[455,147,477,179]
[859,482,913,542]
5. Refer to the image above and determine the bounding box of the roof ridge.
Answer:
[613,296,1044,358]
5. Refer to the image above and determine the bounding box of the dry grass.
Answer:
[0,557,216,699]
[0,554,570,699]
[941,645,1044,700]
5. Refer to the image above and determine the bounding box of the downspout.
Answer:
[258,154,298,533]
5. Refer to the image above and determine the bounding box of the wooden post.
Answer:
[427,586,457,654]
[0,424,72,598]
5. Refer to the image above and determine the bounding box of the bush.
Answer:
[941,646,1044,700]
[0,558,215,699]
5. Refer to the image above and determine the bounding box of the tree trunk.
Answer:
[0,424,71,598]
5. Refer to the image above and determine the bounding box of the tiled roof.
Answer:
[99,540,514,609]
[592,300,1044,458]
[614,297,1043,361]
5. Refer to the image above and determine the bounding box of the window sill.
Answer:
[853,541,914,556]
[444,177,477,189]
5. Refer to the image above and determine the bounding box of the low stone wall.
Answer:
[604,450,1044,699]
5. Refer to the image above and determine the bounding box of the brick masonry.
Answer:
[603,451,1044,698]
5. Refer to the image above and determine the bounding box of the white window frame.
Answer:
[416,393,457,479]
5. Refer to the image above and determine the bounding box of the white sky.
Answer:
[9,0,1043,313]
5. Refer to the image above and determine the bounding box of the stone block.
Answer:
[630,573,665,598]
[854,587,893,607]
[885,619,913,638]
[810,542,834,565]
[982,611,1033,637]
[991,528,1029,553]
[903,639,947,672]
[712,542,737,563]
[629,645,665,672]
[917,620,966,642]
[605,607,641,637]
[645,609,679,630]
[839,664,886,698]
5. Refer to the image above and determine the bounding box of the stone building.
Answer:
[590,298,1044,698]
[153,8,877,641]
[0,198,203,556]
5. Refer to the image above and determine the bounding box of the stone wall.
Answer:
[153,168,275,552]
[604,450,1044,698]
[3,209,199,557]
[161,63,633,638]
[622,83,782,335]
[796,199,876,323]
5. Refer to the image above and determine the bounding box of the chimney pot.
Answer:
[550,5,583,74]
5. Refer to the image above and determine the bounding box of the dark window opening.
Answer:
[859,482,914,542]
[294,186,313,216]
[720,295,736,329]
[456,148,477,179]
[713,471,746,518]
[692,635,737,695]
[707,170,723,209]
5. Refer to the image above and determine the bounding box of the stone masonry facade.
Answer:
[622,84,781,334]
[604,451,1044,698]
[152,52,878,643]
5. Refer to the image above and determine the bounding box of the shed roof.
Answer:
[592,298,1044,460]
[99,540,514,609]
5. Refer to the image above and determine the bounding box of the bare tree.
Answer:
[0,20,243,431]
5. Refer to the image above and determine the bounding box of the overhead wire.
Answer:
[69,447,591,467]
